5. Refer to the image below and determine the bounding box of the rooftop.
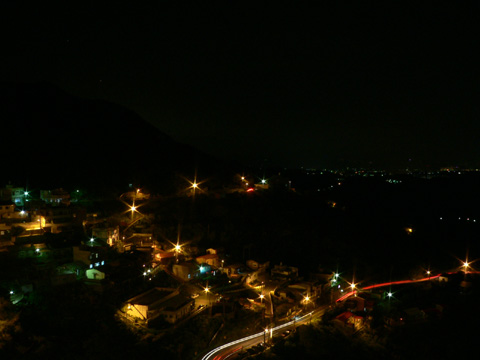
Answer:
[128,287,176,306]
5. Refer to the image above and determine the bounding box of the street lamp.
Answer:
[204,286,210,306]
[304,295,310,310]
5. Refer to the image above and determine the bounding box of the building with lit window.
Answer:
[124,287,194,324]
[40,188,71,206]
[73,246,107,270]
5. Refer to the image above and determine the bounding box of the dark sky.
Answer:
[2,2,479,169]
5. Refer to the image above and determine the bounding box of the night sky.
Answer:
[2,2,479,169]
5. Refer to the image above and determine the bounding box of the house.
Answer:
[333,311,364,330]
[124,287,194,324]
[73,245,107,270]
[0,200,15,218]
[40,189,71,206]
[154,249,175,263]
[246,259,270,272]
[86,268,106,280]
[124,233,155,248]
[0,185,26,206]
[56,261,88,279]
[92,225,119,246]
[173,262,200,281]
[196,253,220,268]
[271,264,299,281]
[222,263,245,278]
[35,206,82,234]
[344,296,365,312]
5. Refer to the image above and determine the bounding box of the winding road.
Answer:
[200,307,328,360]
[200,270,478,359]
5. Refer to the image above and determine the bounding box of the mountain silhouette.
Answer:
[1,82,232,194]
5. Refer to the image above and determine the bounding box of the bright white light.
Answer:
[261,179,266,184]
[387,292,392,297]
[131,206,136,211]
[90,238,94,242]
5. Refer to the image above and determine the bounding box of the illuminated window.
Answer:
[101,261,104,266]
[95,262,100,267]
[90,264,93,269]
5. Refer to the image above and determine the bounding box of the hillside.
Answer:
[1,82,232,194]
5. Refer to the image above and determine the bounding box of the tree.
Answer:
[0,297,21,351]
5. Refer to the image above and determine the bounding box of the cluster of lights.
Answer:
[439,217,477,223]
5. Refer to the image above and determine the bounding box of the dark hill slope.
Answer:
[1,82,232,194]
